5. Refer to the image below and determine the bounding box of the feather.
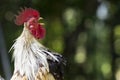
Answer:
[11,8,66,80]
[11,26,65,80]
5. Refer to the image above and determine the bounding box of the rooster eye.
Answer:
[32,19,37,23]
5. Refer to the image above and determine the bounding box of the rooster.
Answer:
[10,8,66,80]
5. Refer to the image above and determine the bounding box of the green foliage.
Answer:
[1,0,120,80]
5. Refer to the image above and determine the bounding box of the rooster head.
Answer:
[14,7,45,39]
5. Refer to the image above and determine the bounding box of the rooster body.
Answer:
[11,8,65,80]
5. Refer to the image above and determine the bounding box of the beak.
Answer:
[38,17,45,26]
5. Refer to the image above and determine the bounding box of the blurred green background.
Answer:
[0,0,120,80]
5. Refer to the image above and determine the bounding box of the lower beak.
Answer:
[38,17,43,20]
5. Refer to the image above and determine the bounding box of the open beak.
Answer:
[38,17,45,26]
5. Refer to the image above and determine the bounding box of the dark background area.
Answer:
[0,0,120,80]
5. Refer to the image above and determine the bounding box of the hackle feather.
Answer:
[10,26,58,80]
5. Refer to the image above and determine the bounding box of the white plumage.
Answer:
[10,26,59,80]
[11,8,66,80]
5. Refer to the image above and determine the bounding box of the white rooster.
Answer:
[10,8,66,80]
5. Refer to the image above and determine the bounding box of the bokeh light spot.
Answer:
[101,62,111,76]
[75,47,86,64]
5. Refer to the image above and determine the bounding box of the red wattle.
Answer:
[29,24,46,39]
[37,24,46,39]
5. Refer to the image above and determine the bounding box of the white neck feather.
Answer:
[11,26,49,80]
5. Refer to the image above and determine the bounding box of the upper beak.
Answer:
[38,17,43,20]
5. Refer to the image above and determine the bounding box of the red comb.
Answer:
[15,7,40,25]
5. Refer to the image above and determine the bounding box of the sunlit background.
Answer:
[0,0,120,80]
